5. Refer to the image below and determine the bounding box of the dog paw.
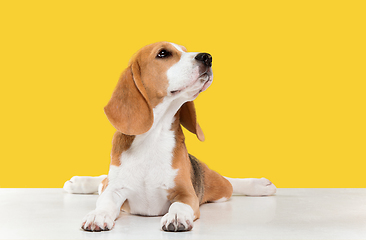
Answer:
[63,175,106,194]
[81,209,115,232]
[161,202,194,232]
[247,178,276,196]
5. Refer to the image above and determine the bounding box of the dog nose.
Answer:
[195,53,212,67]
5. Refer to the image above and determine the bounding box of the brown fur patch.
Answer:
[121,200,131,213]
[200,163,233,204]
[167,115,200,220]
[180,101,205,141]
[100,177,109,193]
[167,108,233,219]
[104,65,154,135]
[104,42,183,136]
[188,154,205,203]
[134,42,183,108]
[111,131,135,166]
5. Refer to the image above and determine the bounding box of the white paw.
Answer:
[247,178,277,196]
[63,176,92,194]
[161,202,194,232]
[81,209,115,232]
[63,175,106,194]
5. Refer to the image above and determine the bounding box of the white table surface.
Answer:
[0,188,365,239]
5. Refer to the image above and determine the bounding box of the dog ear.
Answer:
[104,62,153,135]
[180,101,205,141]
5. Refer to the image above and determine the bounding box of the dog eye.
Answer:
[156,49,171,58]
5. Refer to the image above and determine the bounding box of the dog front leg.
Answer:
[81,187,126,231]
[161,192,199,232]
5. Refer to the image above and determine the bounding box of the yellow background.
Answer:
[1,1,365,188]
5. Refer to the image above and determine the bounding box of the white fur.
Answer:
[63,175,107,194]
[166,44,213,100]
[170,43,184,52]
[224,177,277,196]
[82,187,126,230]
[161,202,194,231]
[106,98,180,216]
[167,52,201,95]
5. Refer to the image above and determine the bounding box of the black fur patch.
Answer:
[188,154,205,202]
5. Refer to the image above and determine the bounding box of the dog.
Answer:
[63,42,276,232]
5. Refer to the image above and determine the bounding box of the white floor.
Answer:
[0,188,365,239]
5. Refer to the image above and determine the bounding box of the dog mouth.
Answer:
[170,69,213,95]
[199,77,212,92]
[194,69,213,94]
[198,71,210,81]
[193,77,212,98]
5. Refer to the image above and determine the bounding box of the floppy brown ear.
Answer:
[180,101,205,141]
[104,62,153,135]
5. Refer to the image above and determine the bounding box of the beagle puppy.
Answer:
[64,42,276,232]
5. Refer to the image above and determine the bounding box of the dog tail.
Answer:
[63,175,107,194]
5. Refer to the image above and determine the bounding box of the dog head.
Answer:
[104,42,213,141]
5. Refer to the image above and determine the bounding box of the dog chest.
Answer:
[109,128,178,216]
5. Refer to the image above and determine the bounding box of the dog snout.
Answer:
[195,53,212,67]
